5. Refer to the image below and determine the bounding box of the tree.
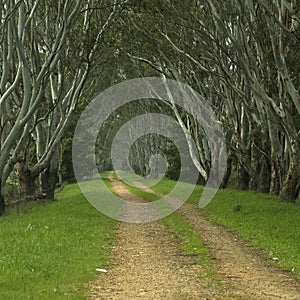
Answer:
[118,0,300,201]
[0,0,125,214]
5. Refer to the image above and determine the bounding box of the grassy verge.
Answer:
[204,189,300,280]
[148,178,300,280]
[0,182,117,300]
[124,181,221,288]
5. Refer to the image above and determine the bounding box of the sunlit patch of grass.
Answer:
[0,182,117,299]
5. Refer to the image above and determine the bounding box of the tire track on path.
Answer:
[132,180,300,299]
[88,173,235,299]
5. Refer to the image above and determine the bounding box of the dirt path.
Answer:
[132,181,300,300]
[88,175,300,299]
[179,204,300,299]
[88,174,234,299]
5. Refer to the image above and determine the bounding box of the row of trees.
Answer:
[0,0,126,215]
[114,0,300,202]
[0,0,299,216]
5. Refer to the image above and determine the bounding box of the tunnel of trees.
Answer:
[0,0,299,215]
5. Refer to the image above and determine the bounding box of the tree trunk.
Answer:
[41,147,59,199]
[16,161,36,199]
[258,157,271,193]
[238,164,250,190]
[220,156,232,189]
[57,144,63,187]
[19,171,35,199]
[0,179,5,216]
[279,163,300,202]
[41,169,57,199]
[249,142,259,191]
[270,153,281,195]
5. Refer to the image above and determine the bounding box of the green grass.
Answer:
[162,213,221,288]
[203,189,300,279]
[3,171,298,299]
[0,182,117,300]
[149,178,300,280]
[99,171,114,188]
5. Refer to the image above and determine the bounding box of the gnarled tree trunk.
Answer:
[15,160,36,200]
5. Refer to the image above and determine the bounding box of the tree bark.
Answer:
[238,164,250,190]
[270,151,281,195]
[41,148,59,199]
[0,179,5,216]
[220,156,232,189]
[258,156,271,193]
[279,163,300,202]
[41,169,57,200]
[16,161,35,199]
